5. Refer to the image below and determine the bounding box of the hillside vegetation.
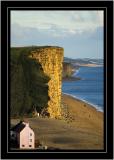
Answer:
[10,47,50,117]
[10,46,76,117]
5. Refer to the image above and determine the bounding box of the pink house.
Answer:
[11,121,35,149]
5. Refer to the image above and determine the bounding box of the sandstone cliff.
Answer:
[10,46,64,119]
[29,47,64,118]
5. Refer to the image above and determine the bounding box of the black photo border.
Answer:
[1,1,113,159]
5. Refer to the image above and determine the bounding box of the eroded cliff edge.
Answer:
[10,46,64,119]
[29,47,64,118]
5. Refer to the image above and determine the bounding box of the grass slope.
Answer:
[10,47,50,117]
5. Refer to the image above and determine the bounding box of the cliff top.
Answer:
[11,46,64,59]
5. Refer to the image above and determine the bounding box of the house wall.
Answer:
[20,126,35,149]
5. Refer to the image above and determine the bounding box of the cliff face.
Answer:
[29,47,64,118]
[62,62,74,78]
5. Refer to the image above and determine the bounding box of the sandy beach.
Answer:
[11,94,104,150]
[62,94,104,135]
[78,63,102,67]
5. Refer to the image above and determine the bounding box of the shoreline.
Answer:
[61,94,104,145]
[61,93,103,122]
[62,92,103,112]
[62,66,103,112]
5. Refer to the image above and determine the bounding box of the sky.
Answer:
[11,11,103,59]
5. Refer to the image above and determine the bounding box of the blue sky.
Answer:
[11,11,103,59]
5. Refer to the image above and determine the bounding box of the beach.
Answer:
[11,94,104,150]
[62,94,103,134]
[77,63,102,67]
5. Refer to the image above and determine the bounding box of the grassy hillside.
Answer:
[10,47,50,117]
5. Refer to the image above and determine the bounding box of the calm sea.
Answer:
[62,66,104,112]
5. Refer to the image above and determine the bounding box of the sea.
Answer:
[62,66,104,112]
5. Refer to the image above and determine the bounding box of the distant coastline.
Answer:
[62,61,103,82]
[77,63,103,67]
[62,66,103,112]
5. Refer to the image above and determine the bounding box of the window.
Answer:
[30,139,32,142]
[29,145,32,147]
[30,133,32,136]
[22,145,25,147]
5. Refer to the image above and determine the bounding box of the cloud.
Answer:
[11,11,104,37]
[11,11,103,59]
[11,23,103,58]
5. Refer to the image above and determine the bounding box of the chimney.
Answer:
[22,121,29,127]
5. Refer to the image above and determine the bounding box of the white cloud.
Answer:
[11,10,103,37]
